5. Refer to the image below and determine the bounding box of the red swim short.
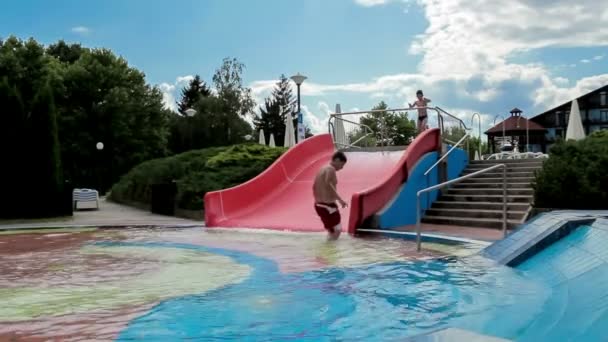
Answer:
[314,203,341,233]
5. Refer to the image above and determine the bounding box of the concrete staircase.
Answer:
[422,158,544,230]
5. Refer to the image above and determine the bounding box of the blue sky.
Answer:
[2,0,607,134]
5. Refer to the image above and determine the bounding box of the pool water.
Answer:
[0,226,605,341]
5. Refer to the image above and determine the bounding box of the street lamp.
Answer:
[96,142,104,195]
[290,73,308,144]
[184,108,196,117]
[290,73,307,114]
[184,108,196,149]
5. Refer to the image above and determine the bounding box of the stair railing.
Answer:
[424,132,470,176]
[415,163,507,252]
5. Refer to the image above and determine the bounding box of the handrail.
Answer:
[330,106,435,117]
[415,163,507,252]
[435,106,469,130]
[328,115,375,149]
[423,133,470,176]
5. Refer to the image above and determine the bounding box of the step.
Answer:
[461,171,535,178]
[470,159,546,165]
[460,177,534,184]
[432,201,530,211]
[447,188,534,196]
[421,215,521,229]
[440,194,533,203]
[452,182,532,189]
[425,208,527,220]
[463,166,541,174]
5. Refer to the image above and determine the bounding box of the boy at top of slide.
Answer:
[409,90,431,133]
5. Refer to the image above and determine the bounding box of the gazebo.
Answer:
[485,108,547,153]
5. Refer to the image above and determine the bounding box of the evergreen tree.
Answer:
[253,74,295,146]
[28,81,63,217]
[176,75,211,114]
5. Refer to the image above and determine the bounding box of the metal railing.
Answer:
[415,163,507,252]
[424,132,470,176]
[329,117,375,148]
[327,105,469,149]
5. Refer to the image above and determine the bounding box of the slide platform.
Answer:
[204,129,441,234]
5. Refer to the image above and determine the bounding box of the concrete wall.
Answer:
[375,147,468,229]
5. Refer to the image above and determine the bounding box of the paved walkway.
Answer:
[0,199,203,231]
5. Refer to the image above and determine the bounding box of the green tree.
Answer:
[212,57,255,117]
[51,45,171,193]
[534,131,608,209]
[168,59,254,153]
[28,82,64,216]
[0,36,66,217]
[351,101,416,146]
[253,74,295,146]
[176,75,211,114]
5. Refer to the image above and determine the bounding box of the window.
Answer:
[601,92,607,106]
[601,110,608,122]
[555,111,561,126]
[555,129,564,137]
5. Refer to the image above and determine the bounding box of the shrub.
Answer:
[109,144,286,211]
[533,131,608,209]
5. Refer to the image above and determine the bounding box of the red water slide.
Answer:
[204,129,440,234]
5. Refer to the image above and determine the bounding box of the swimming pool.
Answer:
[0,226,605,341]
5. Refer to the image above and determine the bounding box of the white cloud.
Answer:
[594,55,605,61]
[158,75,194,111]
[534,74,608,108]
[581,59,591,63]
[71,26,90,35]
[354,0,392,6]
[553,77,569,86]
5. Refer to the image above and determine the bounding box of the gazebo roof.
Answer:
[485,113,546,135]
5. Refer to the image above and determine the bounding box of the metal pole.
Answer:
[502,164,507,237]
[526,119,529,152]
[297,84,301,114]
[416,194,422,252]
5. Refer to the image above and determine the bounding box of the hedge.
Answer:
[109,144,287,211]
[533,130,608,209]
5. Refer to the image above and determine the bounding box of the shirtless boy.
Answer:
[409,90,431,133]
[313,151,348,240]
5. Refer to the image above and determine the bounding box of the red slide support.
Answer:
[204,129,440,234]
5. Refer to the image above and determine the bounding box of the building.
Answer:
[485,108,547,153]
[530,85,608,148]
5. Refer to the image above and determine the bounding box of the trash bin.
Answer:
[61,180,74,216]
[150,181,177,216]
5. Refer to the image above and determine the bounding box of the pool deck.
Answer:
[0,199,203,231]
[394,224,508,242]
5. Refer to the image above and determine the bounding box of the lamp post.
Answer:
[184,108,196,149]
[96,142,104,195]
[290,73,307,114]
[471,113,482,159]
[516,115,530,152]
[290,73,307,143]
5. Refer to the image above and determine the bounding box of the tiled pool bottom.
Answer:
[0,226,604,341]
